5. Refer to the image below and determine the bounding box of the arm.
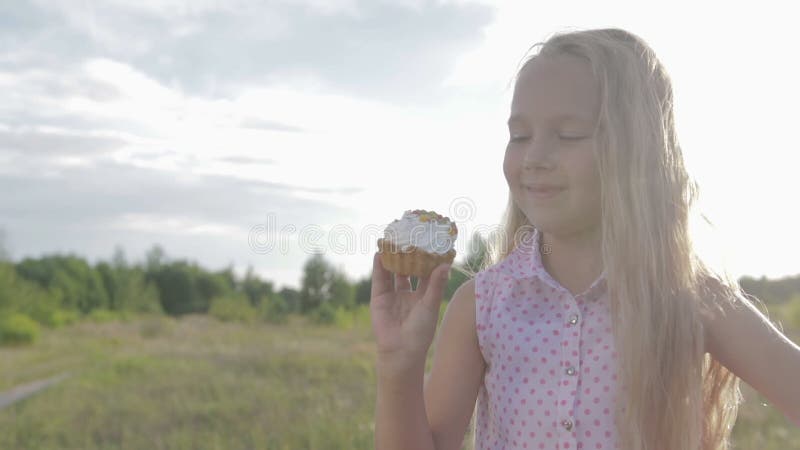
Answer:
[425,279,486,450]
[375,278,485,450]
[702,293,800,426]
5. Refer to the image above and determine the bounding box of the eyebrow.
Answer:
[507,113,594,127]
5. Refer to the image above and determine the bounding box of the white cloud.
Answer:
[110,213,250,236]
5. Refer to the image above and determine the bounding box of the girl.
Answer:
[370,28,800,450]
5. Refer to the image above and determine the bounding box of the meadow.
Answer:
[1,302,798,450]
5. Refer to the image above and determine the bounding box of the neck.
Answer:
[539,226,604,296]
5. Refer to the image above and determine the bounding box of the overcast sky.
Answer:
[1,0,798,289]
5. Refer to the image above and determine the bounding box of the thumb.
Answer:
[422,264,451,311]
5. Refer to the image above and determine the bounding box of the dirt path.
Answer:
[0,372,71,410]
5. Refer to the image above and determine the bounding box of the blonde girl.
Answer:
[370,28,800,450]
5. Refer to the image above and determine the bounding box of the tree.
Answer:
[299,252,354,313]
[97,257,162,314]
[195,269,233,306]
[259,291,290,324]
[740,274,800,305]
[16,255,110,313]
[279,287,300,313]
[300,252,330,313]
[148,261,230,316]
[145,245,166,274]
[96,262,117,308]
[0,227,9,262]
[111,245,128,270]
[329,270,355,309]
[0,262,57,321]
[112,267,162,314]
[240,265,274,307]
[354,276,371,306]
[148,261,199,316]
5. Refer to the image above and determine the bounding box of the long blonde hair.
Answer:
[481,28,744,450]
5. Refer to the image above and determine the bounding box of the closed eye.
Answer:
[559,135,587,141]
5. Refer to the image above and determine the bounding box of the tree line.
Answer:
[0,233,490,344]
[0,231,796,345]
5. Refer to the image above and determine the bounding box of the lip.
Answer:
[523,183,565,199]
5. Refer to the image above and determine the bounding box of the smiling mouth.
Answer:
[524,185,564,198]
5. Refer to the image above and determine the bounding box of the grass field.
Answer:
[0,309,797,449]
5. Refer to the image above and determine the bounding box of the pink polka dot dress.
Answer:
[474,228,620,450]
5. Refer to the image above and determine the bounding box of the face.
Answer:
[503,54,603,238]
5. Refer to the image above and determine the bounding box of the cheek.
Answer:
[574,156,602,204]
[502,148,517,185]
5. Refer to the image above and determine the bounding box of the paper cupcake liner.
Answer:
[377,238,456,278]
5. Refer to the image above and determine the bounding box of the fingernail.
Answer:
[442,265,451,280]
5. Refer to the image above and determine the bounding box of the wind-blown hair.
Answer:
[479,28,746,450]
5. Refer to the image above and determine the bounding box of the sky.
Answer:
[0,0,798,290]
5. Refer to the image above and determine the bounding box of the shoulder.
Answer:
[472,254,514,285]
[433,277,482,375]
[454,276,476,296]
[472,261,509,303]
[441,278,479,346]
[696,276,751,353]
[448,277,477,317]
[436,278,479,354]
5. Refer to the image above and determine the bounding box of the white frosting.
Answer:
[383,210,456,255]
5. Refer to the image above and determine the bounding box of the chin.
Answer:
[523,213,572,235]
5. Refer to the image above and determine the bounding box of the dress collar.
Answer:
[507,227,608,302]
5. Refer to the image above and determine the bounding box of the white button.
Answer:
[568,314,579,325]
[566,367,576,376]
[562,419,573,430]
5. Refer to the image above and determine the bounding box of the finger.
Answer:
[416,265,444,294]
[395,274,412,291]
[371,252,394,298]
[417,273,431,295]
[421,263,451,311]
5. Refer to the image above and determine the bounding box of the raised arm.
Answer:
[371,251,485,450]
[702,293,800,426]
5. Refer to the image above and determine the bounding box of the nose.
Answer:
[522,136,557,171]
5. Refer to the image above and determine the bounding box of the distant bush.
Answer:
[87,308,124,323]
[309,304,373,329]
[0,313,41,345]
[784,295,800,329]
[332,304,371,330]
[259,293,289,325]
[311,300,444,330]
[0,262,66,327]
[333,306,355,329]
[309,302,336,325]
[35,308,80,328]
[209,295,257,324]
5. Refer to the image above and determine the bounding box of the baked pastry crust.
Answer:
[377,237,456,278]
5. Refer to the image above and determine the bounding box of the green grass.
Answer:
[0,307,797,449]
[0,314,377,450]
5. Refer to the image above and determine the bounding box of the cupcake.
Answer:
[377,209,457,277]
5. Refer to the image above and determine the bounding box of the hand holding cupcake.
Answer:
[370,209,457,367]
